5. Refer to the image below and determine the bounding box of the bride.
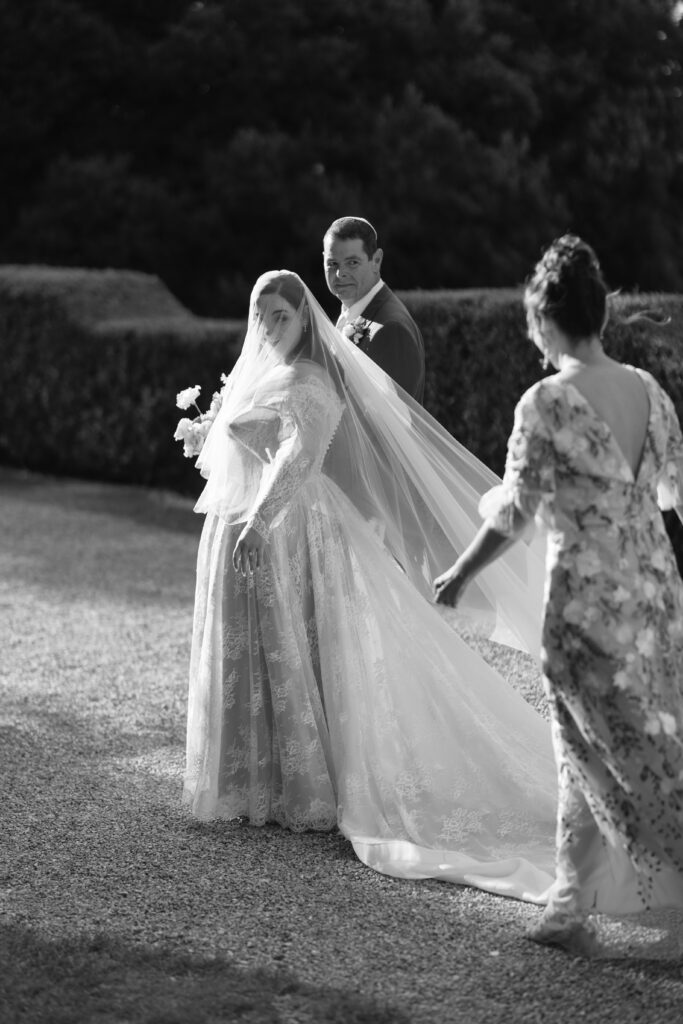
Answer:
[182,269,557,903]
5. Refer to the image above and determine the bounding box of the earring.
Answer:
[540,355,549,371]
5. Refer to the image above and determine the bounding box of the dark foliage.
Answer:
[405,287,683,570]
[1,1,682,314]
[0,267,243,495]
[3,266,682,576]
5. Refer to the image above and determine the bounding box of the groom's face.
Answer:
[323,237,382,308]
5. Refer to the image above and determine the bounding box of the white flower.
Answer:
[173,417,193,441]
[613,586,631,604]
[553,427,576,454]
[173,417,208,458]
[562,599,584,625]
[613,670,631,691]
[642,580,657,600]
[661,712,677,736]
[575,549,602,577]
[208,391,223,417]
[176,384,202,410]
[645,712,678,740]
[174,381,225,458]
[342,318,371,346]
[636,628,656,658]
[669,618,683,641]
[644,713,661,736]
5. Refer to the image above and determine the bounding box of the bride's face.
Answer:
[256,293,304,352]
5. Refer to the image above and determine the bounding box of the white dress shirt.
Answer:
[336,279,385,330]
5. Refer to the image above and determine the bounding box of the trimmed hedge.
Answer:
[1,267,682,567]
[402,287,683,570]
[0,266,244,494]
[401,287,683,475]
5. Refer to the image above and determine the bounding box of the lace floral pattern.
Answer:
[485,369,683,912]
[185,366,561,900]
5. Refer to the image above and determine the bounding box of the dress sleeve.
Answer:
[656,388,683,510]
[479,385,556,536]
[244,376,343,539]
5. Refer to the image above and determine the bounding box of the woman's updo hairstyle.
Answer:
[525,235,609,340]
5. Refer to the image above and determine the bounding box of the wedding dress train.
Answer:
[184,359,556,903]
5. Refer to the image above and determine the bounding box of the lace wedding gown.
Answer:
[184,363,557,902]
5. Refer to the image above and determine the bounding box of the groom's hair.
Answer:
[324,217,378,258]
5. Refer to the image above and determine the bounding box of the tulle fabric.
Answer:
[193,271,546,657]
[184,331,557,902]
[186,471,557,901]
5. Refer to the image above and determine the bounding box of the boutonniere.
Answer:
[342,316,372,347]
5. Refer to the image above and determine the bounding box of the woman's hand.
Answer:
[434,521,518,607]
[433,563,470,608]
[232,525,267,576]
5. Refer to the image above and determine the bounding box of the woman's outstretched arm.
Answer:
[434,507,528,608]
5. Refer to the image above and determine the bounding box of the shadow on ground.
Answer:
[0,923,410,1024]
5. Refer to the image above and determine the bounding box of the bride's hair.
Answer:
[524,235,609,340]
[254,269,346,391]
[255,269,305,311]
[253,270,311,359]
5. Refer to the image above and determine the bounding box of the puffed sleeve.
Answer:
[656,388,683,510]
[227,407,282,463]
[244,375,344,539]
[479,384,556,536]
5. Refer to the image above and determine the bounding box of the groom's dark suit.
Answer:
[352,285,425,403]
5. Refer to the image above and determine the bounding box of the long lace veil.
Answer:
[194,270,545,655]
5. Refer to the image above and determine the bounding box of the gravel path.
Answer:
[1,468,682,1023]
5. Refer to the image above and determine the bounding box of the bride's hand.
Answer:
[232,526,267,576]
[433,564,469,607]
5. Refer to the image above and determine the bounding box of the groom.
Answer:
[323,217,425,403]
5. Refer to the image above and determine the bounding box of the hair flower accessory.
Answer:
[174,376,228,458]
[342,317,372,347]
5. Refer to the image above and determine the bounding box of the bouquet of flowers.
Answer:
[341,317,372,347]
[173,378,227,458]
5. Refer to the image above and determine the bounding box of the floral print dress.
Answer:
[486,368,683,914]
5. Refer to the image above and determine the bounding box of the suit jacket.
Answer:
[348,284,425,403]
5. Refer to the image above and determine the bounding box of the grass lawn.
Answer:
[1,468,682,1024]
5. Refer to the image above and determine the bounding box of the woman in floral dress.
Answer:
[436,235,683,953]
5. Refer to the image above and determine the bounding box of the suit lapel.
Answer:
[360,284,390,324]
